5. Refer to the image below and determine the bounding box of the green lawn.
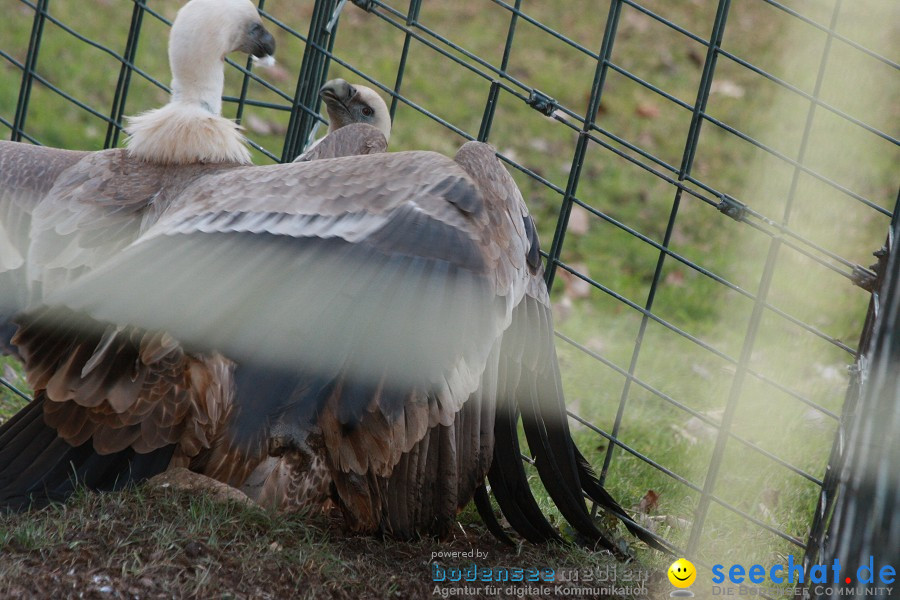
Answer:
[1,0,897,595]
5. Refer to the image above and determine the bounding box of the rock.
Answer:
[146,468,255,506]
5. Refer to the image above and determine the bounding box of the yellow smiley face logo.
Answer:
[668,558,697,588]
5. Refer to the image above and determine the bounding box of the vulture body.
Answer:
[0,0,275,350]
[0,138,662,552]
[0,1,660,552]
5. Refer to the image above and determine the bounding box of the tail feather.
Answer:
[519,379,620,554]
[485,294,666,554]
[575,449,670,553]
[486,404,561,544]
[472,484,515,546]
[0,394,174,511]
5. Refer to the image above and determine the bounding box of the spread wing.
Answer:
[294,123,388,162]
[0,141,87,334]
[0,141,235,352]
[25,149,234,299]
[2,142,663,549]
[11,150,520,536]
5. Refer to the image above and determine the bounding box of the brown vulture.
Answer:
[0,142,662,553]
[295,78,391,162]
[0,4,663,556]
[0,0,275,352]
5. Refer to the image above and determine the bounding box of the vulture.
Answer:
[0,0,277,351]
[124,0,276,166]
[295,78,391,162]
[0,143,663,553]
[0,6,662,556]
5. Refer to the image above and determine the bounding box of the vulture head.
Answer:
[168,0,275,114]
[125,0,276,165]
[320,79,391,143]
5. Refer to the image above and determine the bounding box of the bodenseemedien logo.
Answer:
[668,558,697,597]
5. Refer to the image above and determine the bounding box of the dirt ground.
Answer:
[0,485,665,599]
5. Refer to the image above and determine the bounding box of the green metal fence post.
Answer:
[282,0,344,162]
[544,0,623,292]
[104,0,147,149]
[11,0,49,142]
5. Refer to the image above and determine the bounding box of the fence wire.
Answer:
[1,0,897,580]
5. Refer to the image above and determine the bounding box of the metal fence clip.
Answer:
[716,194,746,221]
[526,89,557,116]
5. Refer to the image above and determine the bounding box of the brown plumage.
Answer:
[0,121,389,514]
[1,138,665,554]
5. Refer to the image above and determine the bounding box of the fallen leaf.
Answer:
[246,114,279,136]
[568,205,591,235]
[665,269,685,286]
[691,363,712,380]
[528,138,552,153]
[260,61,291,83]
[760,488,780,509]
[560,263,593,299]
[682,415,717,441]
[649,514,692,529]
[586,337,605,354]
[710,79,745,98]
[687,48,704,67]
[638,490,659,514]
[670,424,699,445]
[553,296,573,323]
[635,102,660,119]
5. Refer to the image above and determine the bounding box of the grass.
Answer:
[0,356,28,423]
[1,0,898,597]
[0,485,665,599]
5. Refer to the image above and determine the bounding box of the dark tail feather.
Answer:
[486,404,561,544]
[512,320,622,553]
[522,353,667,553]
[473,484,515,546]
[519,377,621,554]
[516,303,658,554]
[574,449,671,553]
[0,394,174,511]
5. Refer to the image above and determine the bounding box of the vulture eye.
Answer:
[362,106,375,117]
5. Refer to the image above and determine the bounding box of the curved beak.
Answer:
[320,79,355,108]
[244,22,276,59]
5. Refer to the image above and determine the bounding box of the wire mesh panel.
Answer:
[0,0,897,584]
